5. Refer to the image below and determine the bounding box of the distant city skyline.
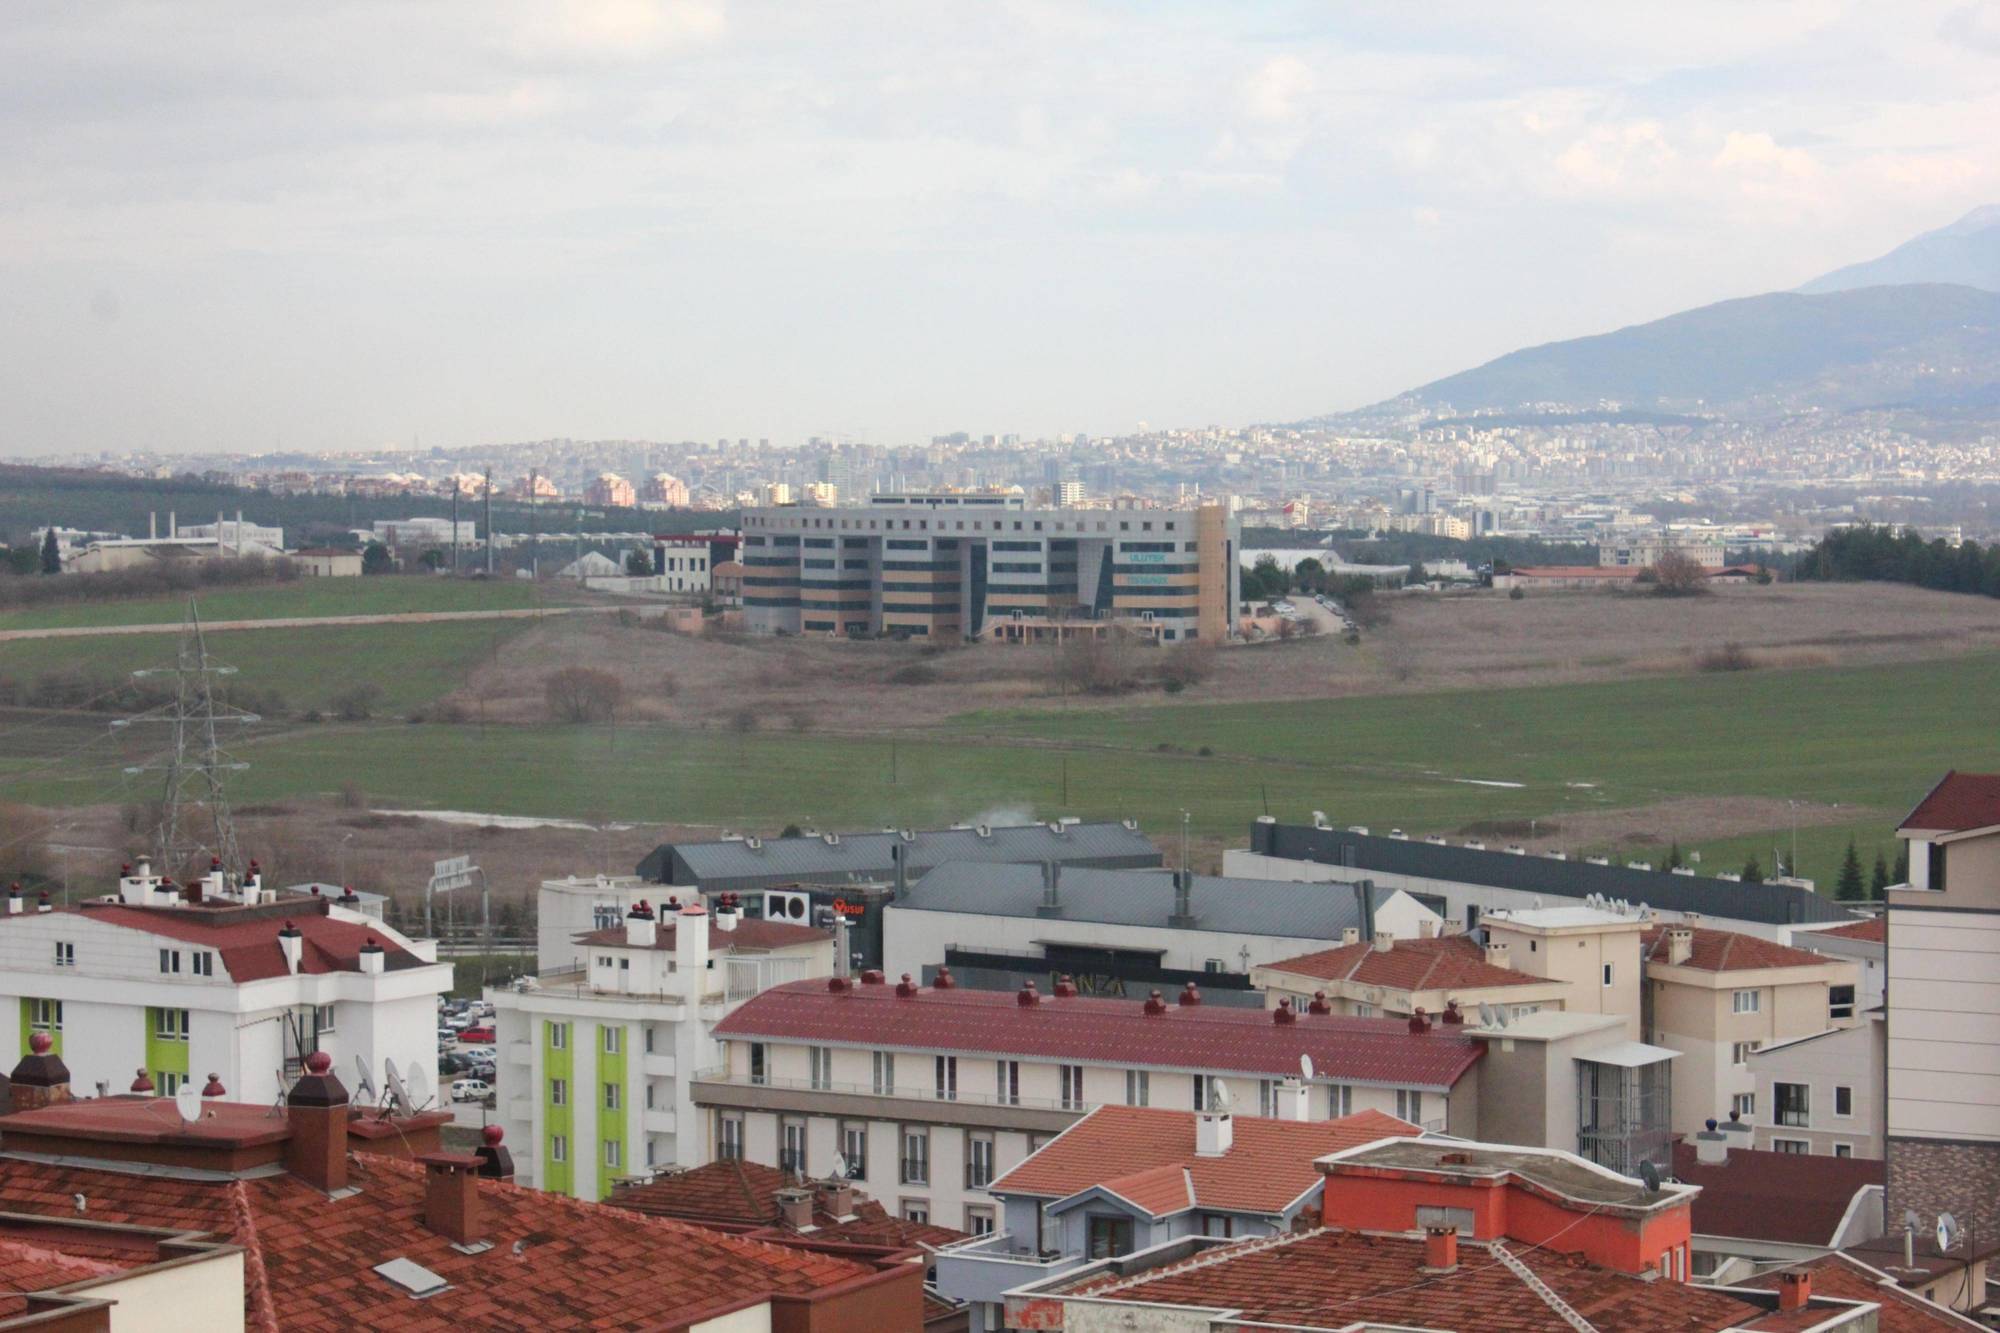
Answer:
[2,1,1997,456]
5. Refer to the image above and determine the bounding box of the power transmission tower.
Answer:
[115,599,258,877]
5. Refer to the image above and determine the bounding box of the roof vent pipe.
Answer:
[1035,860,1061,918]
[1169,867,1195,929]
[1355,879,1377,942]
[891,843,907,901]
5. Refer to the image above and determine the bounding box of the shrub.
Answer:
[338,781,367,809]
[1696,642,1756,672]
[330,683,382,722]
[543,667,624,723]
[888,663,941,686]
[1156,642,1215,691]
[1508,587,1525,601]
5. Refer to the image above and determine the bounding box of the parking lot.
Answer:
[438,997,498,1112]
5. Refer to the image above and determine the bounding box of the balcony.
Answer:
[641,1051,677,1078]
[642,1109,678,1135]
[934,1233,1080,1308]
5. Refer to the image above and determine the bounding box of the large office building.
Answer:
[738,492,1239,642]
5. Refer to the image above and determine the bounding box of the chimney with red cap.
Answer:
[10,1033,70,1113]
[130,1068,155,1095]
[285,1050,349,1193]
[6,884,19,916]
[1778,1270,1812,1312]
[358,937,385,975]
[277,922,303,975]
[419,1153,486,1247]
[474,1125,514,1181]
[1308,991,1331,1015]
[1178,982,1202,1007]
[1423,1225,1459,1272]
[674,900,709,997]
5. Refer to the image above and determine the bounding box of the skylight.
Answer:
[374,1256,449,1299]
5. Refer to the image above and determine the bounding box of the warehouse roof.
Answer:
[1248,821,1855,927]
[638,819,1161,885]
[896,862,1390,939]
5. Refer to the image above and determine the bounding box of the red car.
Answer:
[459,1025,496,1044]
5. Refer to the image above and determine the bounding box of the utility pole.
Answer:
[482,470,494,575]
[529,469,540,579]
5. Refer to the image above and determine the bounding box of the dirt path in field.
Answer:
[0,606,624,642]
[1452,795,1880,852]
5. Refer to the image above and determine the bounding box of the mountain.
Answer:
[1799,205,2000,295]
[1368,283,2000,418]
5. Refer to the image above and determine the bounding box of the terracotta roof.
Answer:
[1262,935,1543,992]
[575,919,828,952]
[1814,916,1886,943]
[992,1107,1420,1215]
[1745,1253,1988,1332]
[1066,1227,1778,1331]
[72,900,424,982]
[1509,566,1646,578]
[0,1238,127,1319]
[1641,923,1841,973]
[608,1159,964,1250]
[1900,771,2000,833]
[1671,1141,1883,1246]
[0,1153,882,1332]
[715,981,1487,1090]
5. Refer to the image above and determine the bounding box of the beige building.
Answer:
[292,547,363,577]
[1481,905,1647,1040]
[1251,927,1569,1021]
[1639,923,1860,1137]
[1747,1014,1885,1159]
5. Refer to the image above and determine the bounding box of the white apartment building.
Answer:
[0,861,449,1107]
[697,971,1485,1235]
[534,872,653,974]
[488,898,831,1203]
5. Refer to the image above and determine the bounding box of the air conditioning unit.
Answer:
[765,891,812,922]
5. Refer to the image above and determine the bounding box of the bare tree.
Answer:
[543,667,625,723]
[1651,550,1710,597]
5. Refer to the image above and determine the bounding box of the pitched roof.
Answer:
[715,980,1486,1090]
[1745,1254,1988,1333]
[1900,771,2000,833]
[0,1152,881,1332]
[608,1159,964,1250]
[639,821,1161,885]
[575,918,828,952]
[1262,935,1543,992]
[71,900,425,982]
[1670,1141,1884,1246]
[898,863,1397,940]
[991,1107,1421,1214]
[1063,1227,1780,1332]
[1641,923,1840,973]
[0,1238,127,1320]
[1250,822,1854,926]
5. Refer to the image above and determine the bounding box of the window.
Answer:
[603,1026,622,1054]
[549,1021,569,1050]
[1772,1138,1809,1155]
[1602,963,1615,987]
[603,1139,622,1169]
[810,1046,833,1091]
[1416,1205,1476,1234]
[934,1055,957,1101]
[1829,985,1856,1021]
[872,1050,895,1095]
[902,1201,930,1225]
[1775,1082,1810,1128]
[840,1122,867,1178]
[1059,1064,1085,1110]
[597,955,613,968]
[52,942,74,968]
[644,1026,656,1054]
[1125,1069,1149,1106]
[312,1003,336,1035]
[1732,1093,1756,1119]
[191,950,213,977]
[1731,1041,1760,1066]
[900,1127,929,1184]
[996,1060,1020,1106]
[1834,1085,1853,1118]
[1204,958,1224,973]
[1202,1214,1233,1238]
[645,1082,655,1110]
[965,1133,995,1189]
[749,1042,768,1085]
[155,1072,186,1096]
[964,1205,996,1237]
[1732,990,1761,1014]
[717,1113,743,1161]
[159,948,181,975]
[604,1082,621,1111]
[1258,1079,1278,1118]
[550,1135,568,1163]
[149,1006,185,1041]
[1192,1073,1213,1111]
[1327,1085,1353,1118]
[1396,1089,1424,1123]
[550,1078,568,1106]
[1087,1215,1134,1259]
[780,1119,807,1175]
[1833,1143,1854,1158]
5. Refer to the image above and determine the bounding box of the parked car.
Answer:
[450,1079,492,1103]
[459,1025,496,1044]
[445,1013,474,1031]
[469,1062,496,1081]
[438,1053,471,1076]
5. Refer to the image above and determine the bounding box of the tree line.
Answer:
[1794,523,2000,597]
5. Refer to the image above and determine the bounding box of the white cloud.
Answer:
[1242,55,1315,123]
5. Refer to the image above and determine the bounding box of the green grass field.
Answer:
[0,576,560,631]
[6,649,1993,890]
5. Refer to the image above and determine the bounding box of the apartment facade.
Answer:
[738,492,1238,642]
[0,863,447,1108]
[696,972,1486,1235]
[489,899,831,1202]
[1745,1014,1885,1158]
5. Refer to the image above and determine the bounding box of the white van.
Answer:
[451,1078,493,1103]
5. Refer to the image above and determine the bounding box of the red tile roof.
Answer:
[1509,566,1646,578]
[1064,1227,1773,1331]
[608,1159,964,1249]
[0,1153,888,1332]
[1263,935,1543,992]
[1641,923,1840,973]
[0,1238,127,1319]
[1671,1141,1883,1246]
[1900,771,2000,833]
[1814,916,1886,943]
[1745,1254,1988,1332]
[575,919,828,952]
[72,900,423,982]
[715,981,1487,1090]
[992,1107,1421,1215]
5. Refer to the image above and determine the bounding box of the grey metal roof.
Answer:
[895,862,1391,939]
[638,820,1161,887]
[1248,822,1852,927]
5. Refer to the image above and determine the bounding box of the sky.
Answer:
[2,1,1998,457]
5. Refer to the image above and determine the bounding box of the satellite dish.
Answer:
[1639,1159,1662,1192]
[1477,1002,1497,1028]
[833,1153,851,1181]
[352,1054,379,1105]
[1299,1053,1315,1082]
[173,1085,201,1124]
[1905,1209,1924,1233]
[1208,1078,1234,1113]
[383,1058,411,1115]
[407,1065,433,1111]
[1937,1212,1960,1254]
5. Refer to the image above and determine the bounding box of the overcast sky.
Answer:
[2,1,1997,457]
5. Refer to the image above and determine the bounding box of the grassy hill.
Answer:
[0,576,560,631]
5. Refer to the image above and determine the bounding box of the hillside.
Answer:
[1369,283,2000,417]
[1800,205,2000,295]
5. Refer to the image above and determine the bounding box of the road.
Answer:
[0,605,625,643]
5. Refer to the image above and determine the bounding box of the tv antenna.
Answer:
[114,600,258,878]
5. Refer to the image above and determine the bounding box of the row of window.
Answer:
[542,1135,624,1169]
[40,944,216,976]
[750,514,1187,536]
[544,1022,626,1053]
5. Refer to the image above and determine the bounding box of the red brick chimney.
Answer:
[10,1034,71,1113]
[419,1153,484,1246]
[814,1178,854,1219]
[774,1187,816,1230]
[284,1050,350,1193]
[1778,1270,1811,1312]
[1423,1225,1459,1272]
